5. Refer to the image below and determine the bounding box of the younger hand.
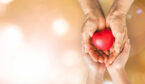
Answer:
[84,53,106,73]
[107,40,131,70]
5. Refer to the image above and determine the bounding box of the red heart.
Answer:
[92,29,115,50]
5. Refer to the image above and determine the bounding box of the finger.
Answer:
[98,56,104,63]
[118,40,131,64]
[89,49,100,62]
[106,16,110,28]
[98,18,106,31]
[114,34,124,54]
[111,22,125,53]
[110,20,126,54]
[107,40,130,67]
[97,50,108,63]
[103,50,110,56]
[108,52,118,65]
[82,32,92,53]
[87,40,100,62]
[83,37,99,62]
[109,45,114,54]
[83,18,98,37]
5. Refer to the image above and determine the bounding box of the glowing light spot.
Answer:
[52,19,69,35]
[1,25,24,49]
[136,8,142,14]
[0,45,54,84]
[62,50,81,66]
[103,81,113,84]
[0,0,13,4]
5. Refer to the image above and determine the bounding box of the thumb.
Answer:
[113,32,125,54]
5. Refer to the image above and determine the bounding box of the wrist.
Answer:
[86,8,104,17]
[89,68,105,76]
[108,66,125,75]
[87,69,104,84]
[107,67,130,84]
[113,0,134,14]
[85,0,104,15]
[89,70,104,81]
[85,10,105,21]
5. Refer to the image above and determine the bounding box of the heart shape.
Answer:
[92,29,115,50]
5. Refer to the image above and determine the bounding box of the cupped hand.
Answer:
[106,9,129,65]
[107,40,131,70]
[82,11,109,63]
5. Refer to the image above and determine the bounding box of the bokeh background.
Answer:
[0,0,145,84]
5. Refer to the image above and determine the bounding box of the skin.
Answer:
[79,0,109,64]
[79,0,134,84]
[107,40,131,84]
[79,0,108,83]
[106,0,134,66]
[84,53,106,84]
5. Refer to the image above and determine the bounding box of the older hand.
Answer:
[82,10,109,63]
[106,8,130,66]
[106,0,134,65]
[106,12,128,65]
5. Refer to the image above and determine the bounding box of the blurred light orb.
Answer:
[136,8,142,14]
[0,46,52,84]
[103,81,113,84]
[1,25,23,48]
[62,50,80,66]
[0,0,12,15]
[52,18,69,35]
[0,0,13,4]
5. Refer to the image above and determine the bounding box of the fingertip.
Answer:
[106,60,110,67]
[98,56,103,63]
[104,50,109,56]
[91,56,98,62]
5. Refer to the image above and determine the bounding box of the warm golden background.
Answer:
[0,0,145,84]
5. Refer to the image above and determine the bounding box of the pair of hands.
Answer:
[81,2,131,73]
